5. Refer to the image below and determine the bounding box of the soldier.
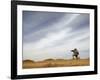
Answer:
[71,48,80,59]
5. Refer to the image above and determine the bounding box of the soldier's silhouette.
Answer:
[71,48,80,59]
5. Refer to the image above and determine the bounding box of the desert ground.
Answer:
[22,58,90,69]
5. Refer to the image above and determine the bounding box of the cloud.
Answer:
[23,12,80,43]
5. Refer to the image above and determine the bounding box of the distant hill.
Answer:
[23,60,35,63]
[44,58,55,61]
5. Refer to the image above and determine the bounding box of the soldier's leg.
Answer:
[77,55,80,59]
[78,55,80,59]
[73,55,77,59]
[73,55,75,59]
[76,55,78,59]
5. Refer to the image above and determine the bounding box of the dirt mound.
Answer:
[23,60,35,63]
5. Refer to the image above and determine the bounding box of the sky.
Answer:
[22,11,90,61]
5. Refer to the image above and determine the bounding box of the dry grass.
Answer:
[22,58,90,69]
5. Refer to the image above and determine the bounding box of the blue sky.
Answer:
[22,11,90,61]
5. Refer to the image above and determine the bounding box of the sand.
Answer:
[22,59,90,69]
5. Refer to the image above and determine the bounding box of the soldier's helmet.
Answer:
[74,48,77,51]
